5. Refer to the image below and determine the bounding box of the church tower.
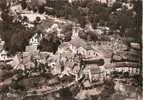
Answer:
[26,33,42,52]
[71,23,81,39]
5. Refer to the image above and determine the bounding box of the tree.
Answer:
[109,8,134,36]
[21,0,27,10]
[79,30,98,42]
[9,25,34,54]
[0,0,13,23]
[111,1,122,12]
[0,1,34,55]
[78,30,88,40]
[132,0,142,42]
[39,32,61,53]
[61,24,73,42]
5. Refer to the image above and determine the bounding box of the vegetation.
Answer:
[0,1,142,99]
[0,0,142,55]
[41,0,141,42]
[0,0,35,55]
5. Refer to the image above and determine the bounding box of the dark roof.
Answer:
[84,59,105,66]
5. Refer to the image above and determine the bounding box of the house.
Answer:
[0,50,13,65]
[10,4,22,14]
[114,67,140,75]
[95,0,116,6]
[0,38,5,51]
[0,50,8,61]
[46,24,62,35]
[83,64,102,82]
[57,42,73,54]
[9,53,21,69]
[107,0,117,7]
[96,0,108,4]
[26,0,32,3]
[47,54,62,75]
[130,42,141,50]
[95,26,110,35]
[39,52,52,60]
[70,37,87,54]
[0,38,13,62]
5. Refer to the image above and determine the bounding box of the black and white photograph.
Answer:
[0,0,142,100]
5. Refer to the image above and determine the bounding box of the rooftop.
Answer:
[70,37,88,49]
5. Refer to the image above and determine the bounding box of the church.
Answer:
[25,33,42,52]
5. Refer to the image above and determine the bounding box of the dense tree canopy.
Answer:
[0,0,142,55]
[0,0,35,55]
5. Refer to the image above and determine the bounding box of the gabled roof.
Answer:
[70,37,95,51]
[58,42,70,49]
[70,37,88,49]
[60,52,74,58]
[39,52,52,59]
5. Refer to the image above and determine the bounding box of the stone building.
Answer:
[56,24,105,82]
[25,33,42,52]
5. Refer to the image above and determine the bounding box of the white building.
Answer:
[95,0,116,6]
[29,33,42,46]
[21,13,46,23]
[0,50,8,61]
[0,38,12,62]
[25,33,42,52]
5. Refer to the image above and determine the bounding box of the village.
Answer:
[0,19,141,91]
[0,0,142,100]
